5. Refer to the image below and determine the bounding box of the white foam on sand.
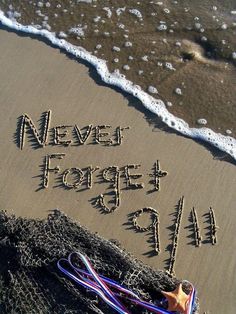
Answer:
[0,10,236,160]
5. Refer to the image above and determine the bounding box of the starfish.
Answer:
[161,283,190,313]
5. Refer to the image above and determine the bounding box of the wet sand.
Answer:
[1,0,236,134]
[0,29,236,313]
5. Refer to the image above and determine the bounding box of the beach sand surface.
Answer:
[0,29,236,313]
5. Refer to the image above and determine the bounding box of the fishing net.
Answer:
[0,209,198,313]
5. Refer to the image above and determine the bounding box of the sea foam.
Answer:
[0,10,235,161]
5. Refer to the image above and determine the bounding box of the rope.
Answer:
[57,252,196,314]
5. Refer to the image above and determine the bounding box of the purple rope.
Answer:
[57,252,196,314]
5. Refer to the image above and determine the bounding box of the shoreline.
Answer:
[1,12,236,162]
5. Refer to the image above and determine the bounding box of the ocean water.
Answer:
[0,0,236,159]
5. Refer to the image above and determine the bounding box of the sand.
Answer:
[0,29,236,313]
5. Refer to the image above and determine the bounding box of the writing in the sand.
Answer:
[16,110,219,275]
[16,110,168,210]
[18,110,129,148]
[43,155,167,212]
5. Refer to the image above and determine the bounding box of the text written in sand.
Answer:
[18,110,129,148]
[15,110,219,274]
[16,110,168,213]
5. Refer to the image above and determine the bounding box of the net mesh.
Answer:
[0,209,198,313]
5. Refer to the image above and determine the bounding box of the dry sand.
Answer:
[0,29,236,313]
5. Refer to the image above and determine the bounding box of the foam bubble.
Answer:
[103,7,112,19]
[116,7,126,16]
[197,118,207,125]
[175,88,182,95]
[124,41,132,47]
[128,9,143,20]
[123,65,130,70]
[141,55,148,61]
[69,25,86,37]
[165,62,176,71]
[77,0,94,3]
[112,46,120,52]
[58,31,68,38]
[148,86,158,94]
[157,24,167,31]
[221,23,228,30]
